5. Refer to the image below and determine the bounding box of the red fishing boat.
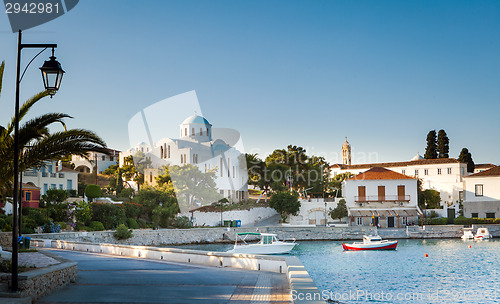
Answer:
[342,235,398,251]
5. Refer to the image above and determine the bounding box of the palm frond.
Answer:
[5,90,50,136]
[18,113,71,146]
[0,61,4,97]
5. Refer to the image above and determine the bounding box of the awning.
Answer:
[348,207,422,217]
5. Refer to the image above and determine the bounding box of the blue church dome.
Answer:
[182,115,211,125]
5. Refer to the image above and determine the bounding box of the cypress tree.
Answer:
[424,130,437,159]
[458,148,475,173]
[116,168,124,194]
[437,129,450,158]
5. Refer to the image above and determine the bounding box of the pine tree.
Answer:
[424,130,437,159]
[458,148,475,173]
[437,129,450,158]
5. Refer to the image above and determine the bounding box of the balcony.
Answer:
[23,171,37,177]
[355,195,410,202]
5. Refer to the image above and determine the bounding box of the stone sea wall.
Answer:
[23,224,500,246]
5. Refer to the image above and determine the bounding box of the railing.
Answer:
[355,195,410,202]
[23,171,37,177]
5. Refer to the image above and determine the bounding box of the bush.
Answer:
[172,216,192,229]
[126,218,139,229]
[90,203,126,229]
[90,221,105,231]
[419,217,449,225]
[114,224,133,240]
[69,189,78,197]
[58,222,67,230]
[137,218,148,228]
[85,184,102,201]
[454,216,500,225]
[119,188,134,200]
[42,222,61,233]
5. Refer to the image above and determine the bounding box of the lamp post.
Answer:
[11,29,64,293]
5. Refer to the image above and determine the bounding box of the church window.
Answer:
[207,128,209,137]
[192,128,195,136]
[424,169,428,175]
[447,168,452,174]
[160,146,164,159]
[437,168,442,175]
[200,128,203,136]
[227,159,230,177]
[185,128,187,136]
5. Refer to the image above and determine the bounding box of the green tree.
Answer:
[116,168,124,194]
[85,184,102,202]
[437,129,450,158]
[169,164,220,211]
[458,148,475,173]
[418,189,441,209]
[331,172,354,197]
[330,199,348,220]
[0,60,108,198]
[41,189,69,205]
[424,130,437,159]
[114,224,133,240]
[269,191,300,223]
[103,164,118,176]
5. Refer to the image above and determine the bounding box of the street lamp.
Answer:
[39,49,65,97]
[11,29,64,293]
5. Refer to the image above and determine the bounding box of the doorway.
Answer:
[388,216,395,228]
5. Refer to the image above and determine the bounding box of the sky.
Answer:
[0,0,499,165]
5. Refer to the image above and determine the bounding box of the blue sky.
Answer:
[0,0,499,165]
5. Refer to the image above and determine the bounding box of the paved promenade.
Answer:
[35,249,291,304]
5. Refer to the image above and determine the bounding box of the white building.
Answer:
[463,166,500,219]
[71,149,120,174]
[22,160,78,195]
[287,198,339,226]
[473,163,496,174]
[343,167,421,228]
[120,115,248,203]
[331,154,469,207]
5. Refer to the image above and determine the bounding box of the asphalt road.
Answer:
[35,249,290,304]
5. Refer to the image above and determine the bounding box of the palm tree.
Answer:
[0,60,108,196]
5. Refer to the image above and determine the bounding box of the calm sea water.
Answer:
[174,239,500,304]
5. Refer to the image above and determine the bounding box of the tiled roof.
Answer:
[58,166,78,173]
[21,183,40,190]
[475,163,496,169]
[348,167,416,181]
[465,166,500,178]
[331,158,461,170]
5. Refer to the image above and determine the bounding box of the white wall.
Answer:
[288,198,339,226]
[463,175,500,218]
[180,207,278,227]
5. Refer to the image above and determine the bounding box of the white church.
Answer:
[120,114,249,205]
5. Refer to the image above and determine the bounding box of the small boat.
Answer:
[227,232,296,255]
[461,229,475,240]
[474,227,492,240]
[342,235,398,251]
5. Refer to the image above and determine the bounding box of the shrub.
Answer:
[90,221,105,231]
[137,218,148,228]
[85,184,102,202]
[126,218,139,229]
[454,216,500,225]
[90,203,126,229]
[119,188,134,200]
[172,216,192,229]
[42,222,61,233]
[69,189,78,197]
[58,222,67,230]
[114,224,133,240]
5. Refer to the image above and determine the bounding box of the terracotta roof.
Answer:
[475,163,496,169]
[58,166,78,173]
[21,183,40,190]
[348,167,416,181]
[331,158,461,170]
[465,166,500,178]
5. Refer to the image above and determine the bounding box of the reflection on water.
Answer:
[173,239,500,303]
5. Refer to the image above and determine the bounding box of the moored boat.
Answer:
[474,227,492,240]
[342,235,398,251]
[461,228,475,240]
[227,232,297,255]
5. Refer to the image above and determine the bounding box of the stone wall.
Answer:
[0,252,77,300]
[0,232,11,249]
[27,224,500,245]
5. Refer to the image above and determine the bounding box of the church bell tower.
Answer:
[342,137,351,165]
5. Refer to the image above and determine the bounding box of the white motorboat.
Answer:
[461,229,475,240]
[342,235,398,251]
[474,227,492,240]
[226,232,296,255]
